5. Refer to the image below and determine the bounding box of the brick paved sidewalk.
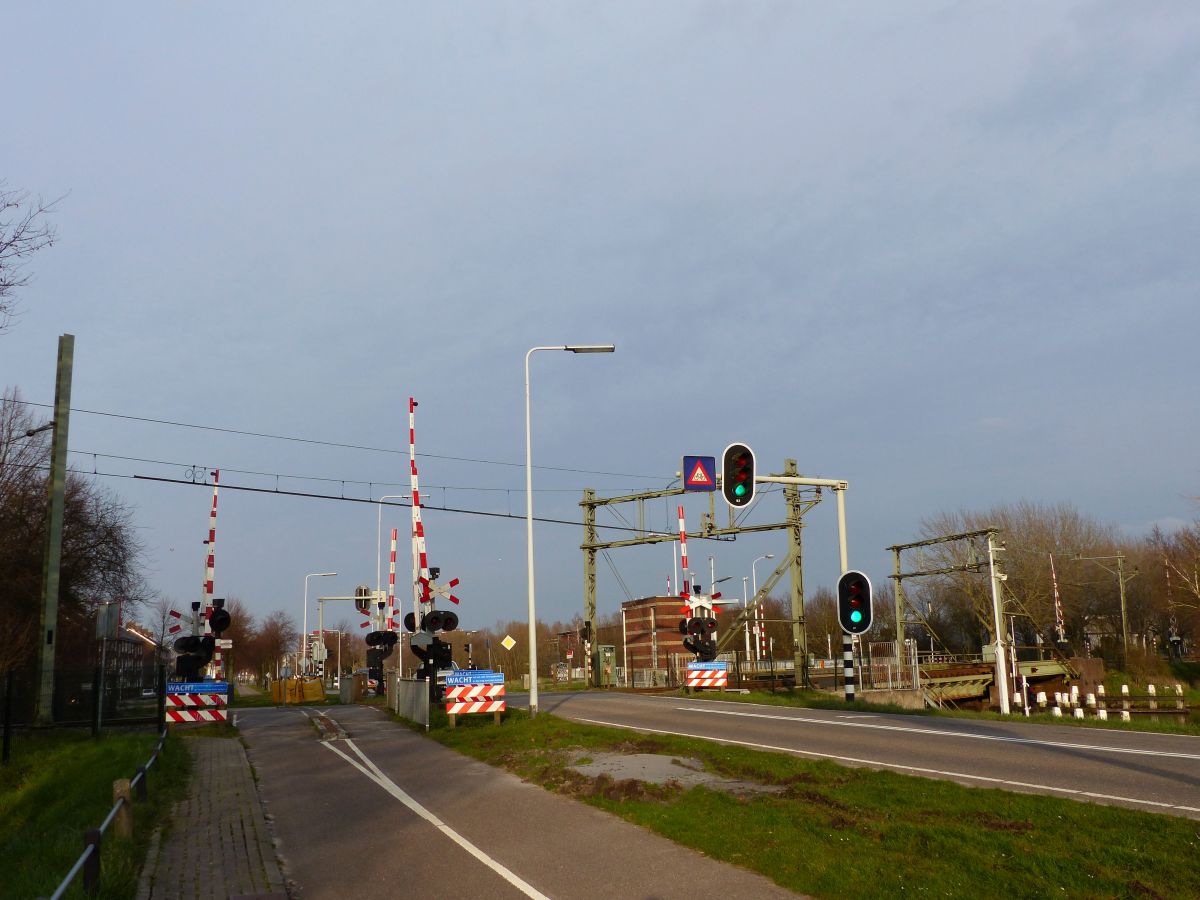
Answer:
[136,736,287,900]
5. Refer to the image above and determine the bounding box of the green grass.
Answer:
[0,728,190,898]
[427,709,1200,899]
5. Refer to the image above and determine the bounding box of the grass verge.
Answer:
[695,686,1200,736]
[428,708,1200,900]
[0,727,190,898]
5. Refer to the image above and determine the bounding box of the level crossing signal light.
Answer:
[721,443,756,508]
[681,615,718,661]
[837,570,873,635]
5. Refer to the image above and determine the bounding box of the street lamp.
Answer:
[525,343,615,716]
[376,494,410,599]
[302,572,336,674]
[752,554,774,662]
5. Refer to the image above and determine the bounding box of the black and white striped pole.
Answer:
[842,632,856,702]
[837,571,873,703]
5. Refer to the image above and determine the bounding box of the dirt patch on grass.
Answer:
[969,812,1034,834]
[568,752,785,798]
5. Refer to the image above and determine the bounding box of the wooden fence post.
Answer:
[113,780,133,839]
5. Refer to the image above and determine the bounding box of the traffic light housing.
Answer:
[420,609,459,633]
[837,570,873,635]
[208,598,231,635]
[365,630,398,658]
[172,633,215,680]
[721,443,755,508]
[682,616,718,661]
[355,585,372,612]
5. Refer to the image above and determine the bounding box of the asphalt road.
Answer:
[526,690,1200,820]
[235,703,802,900]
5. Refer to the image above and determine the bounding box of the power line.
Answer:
[130,474,651,533]
[12,398,665,481]
[65,449,594,494]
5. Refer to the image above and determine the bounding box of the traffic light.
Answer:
[355,585,372,612]
[837,570,873,635]
[682,616,718,661]
[721,443,756,508]
[365,630,398,658]
[578,621,592,644]
[208,598,231,635]
[172,633,215,680]
[421,609,459,633]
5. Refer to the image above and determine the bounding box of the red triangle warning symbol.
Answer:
[687,461,712,486]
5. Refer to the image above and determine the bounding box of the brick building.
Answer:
[621,595,690,671]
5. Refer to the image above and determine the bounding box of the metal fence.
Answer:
[388,675,431,730]
[38,728,170,899]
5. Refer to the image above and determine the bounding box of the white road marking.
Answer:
[674,705,1200,760]
[319,737,550,900]
[572,717,1200,816]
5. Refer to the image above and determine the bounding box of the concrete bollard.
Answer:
[1036,691,1047,709]
[1051,707,1062,717]
[1073,708,1084,719]
[1085,693,1096,708]
[1121,684,1130,711]
[1070,685,1080,707]
[113,779,133,839]
[1097,684,1107,710]
[1176,684,1186,710]
[1148,684,1157,711]
[1097,709,1108,721]
[1121,710,1131,722]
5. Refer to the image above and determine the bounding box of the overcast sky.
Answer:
[5,2,1198,640]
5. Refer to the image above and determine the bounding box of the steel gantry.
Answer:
[580,459,851,688]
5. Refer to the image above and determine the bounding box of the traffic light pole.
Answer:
[843,632,855,702]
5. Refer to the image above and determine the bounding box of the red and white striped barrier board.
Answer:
[446,700,506,715]
[686,669,728,689]
[445,684,506,701]
[166,708,228,723]
[166,693,228,708]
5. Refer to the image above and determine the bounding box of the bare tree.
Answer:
[0,183,59,332]
[0,387,143,672]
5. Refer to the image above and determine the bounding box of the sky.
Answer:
[4,2,1199,640]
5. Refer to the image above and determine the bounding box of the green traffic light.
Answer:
[850,610,863,623]
[734,484,747,497]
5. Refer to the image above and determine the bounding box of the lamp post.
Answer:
[302,572,336,674]
[376,495,410,600]
[525,343,615,716]
[752,554,774,662]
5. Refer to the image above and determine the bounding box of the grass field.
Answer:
[0,728,190,898]
[426,708,1200,900]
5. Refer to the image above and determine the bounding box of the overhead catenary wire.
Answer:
[11,397,664,480]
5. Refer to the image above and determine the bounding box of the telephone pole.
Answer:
[35,334,75,725]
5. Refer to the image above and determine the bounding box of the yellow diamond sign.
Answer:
[501,634,516,651]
